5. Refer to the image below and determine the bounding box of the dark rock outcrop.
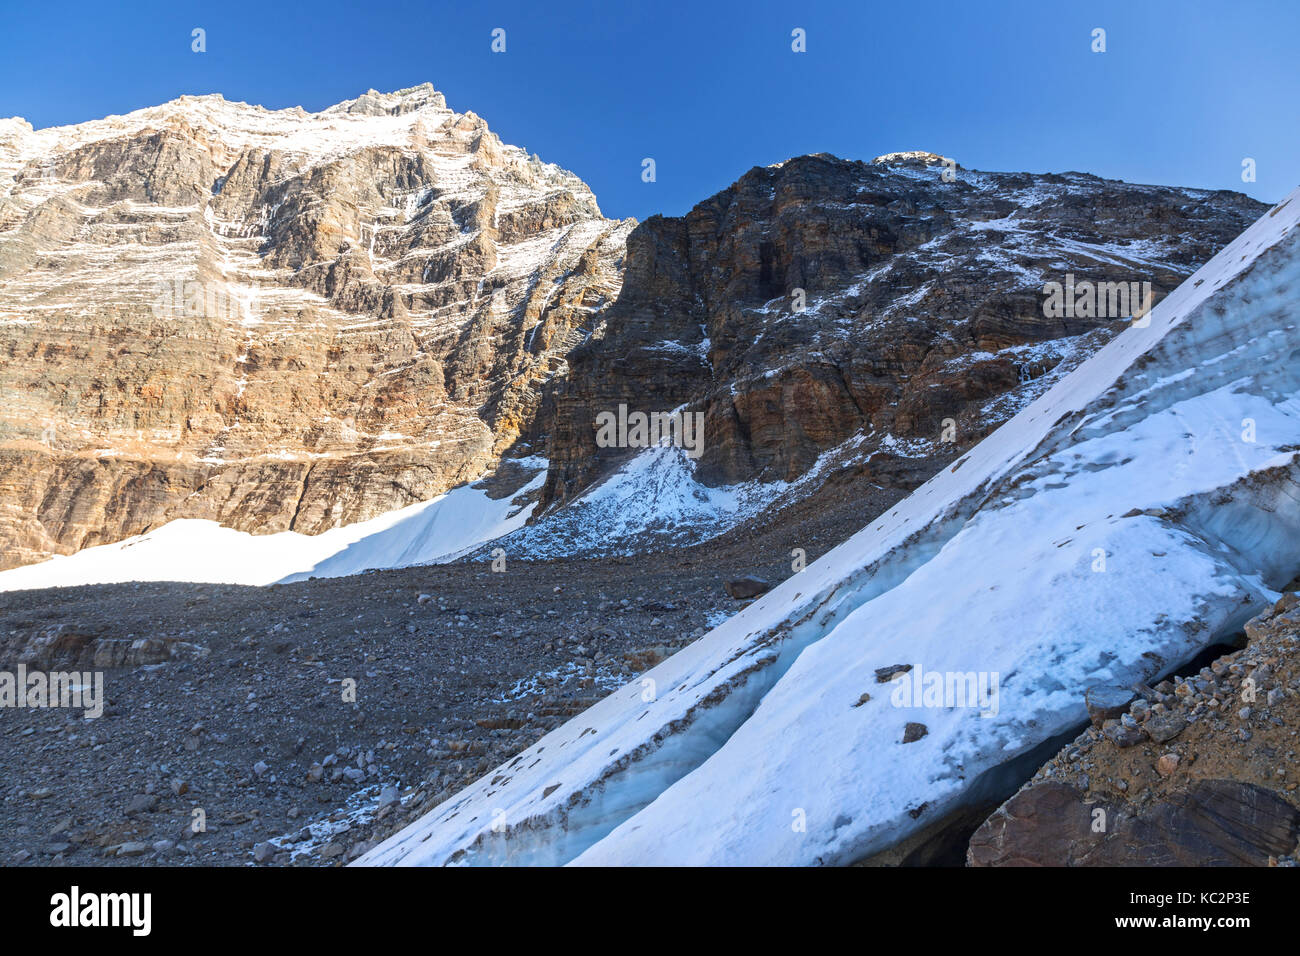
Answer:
[1,622,208,669]
[723,575,772,600]
[969,779,1300,866]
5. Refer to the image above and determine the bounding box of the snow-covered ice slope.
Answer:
[0,463,545,592]
[359,191,1300,866]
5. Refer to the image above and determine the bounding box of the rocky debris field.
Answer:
[0,468,903,866]
[0,560,720,866]
[969,593,1300,867]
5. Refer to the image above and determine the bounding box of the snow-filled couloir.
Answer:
[357,186,1300,866]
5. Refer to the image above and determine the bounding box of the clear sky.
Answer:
[2,0,1296,221]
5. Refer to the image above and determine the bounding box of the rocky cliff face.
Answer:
[538,152,1265,511]
[0,85,632,569]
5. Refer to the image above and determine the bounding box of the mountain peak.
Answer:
[871,150,955,167]
[0,83,630,573]
[325,83,448,117]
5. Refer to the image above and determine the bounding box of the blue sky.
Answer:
[2,0,1296,220]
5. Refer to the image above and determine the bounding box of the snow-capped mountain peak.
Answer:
[325,83,449,116]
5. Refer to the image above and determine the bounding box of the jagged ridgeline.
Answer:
[0,87,1265,577]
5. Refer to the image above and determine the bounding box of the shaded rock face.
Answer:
[538,152,1265,511]
[723,575,772,600]
[0,85,632,568]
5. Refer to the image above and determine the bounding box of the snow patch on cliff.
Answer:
[490,435,865,560]
[0,462,546,592]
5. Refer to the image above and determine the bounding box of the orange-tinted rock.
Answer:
[0,86,632,568]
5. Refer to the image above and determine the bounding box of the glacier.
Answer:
[357,186,1300,866]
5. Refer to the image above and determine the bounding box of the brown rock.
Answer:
[875,664,912,683]
[1145,713,1188,744]
[538,155,1264,513]
[724,576,772,600]
[1085,684,1136,727]
[967,782,1101,866]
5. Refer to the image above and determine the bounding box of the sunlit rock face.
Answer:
[0,85,632,569]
